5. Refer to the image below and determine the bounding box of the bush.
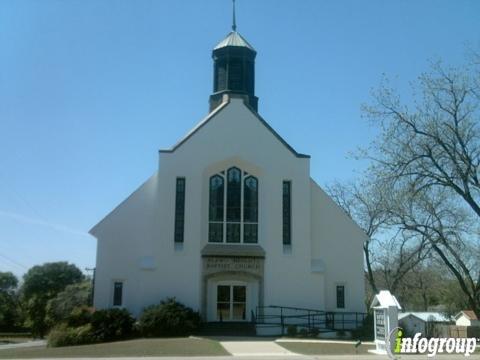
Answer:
[286,325,297,337]
[351,313,374,341]
[66,306,94,327]
[90,308,134,342]
[308,327,320,337]
[138,298,201,337]
[47,323,94,347]
[46,282,91,327]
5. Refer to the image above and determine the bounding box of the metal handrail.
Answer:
[254,305,367,333]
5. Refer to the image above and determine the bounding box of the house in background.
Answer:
[89,10,367,332]
[455,311,480,327]
[398,312,453,337]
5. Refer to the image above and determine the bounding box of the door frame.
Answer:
[215,280,248,322]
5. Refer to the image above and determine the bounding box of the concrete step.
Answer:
[198,321,256,336]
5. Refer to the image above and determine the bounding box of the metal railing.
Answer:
[254,305,367,333]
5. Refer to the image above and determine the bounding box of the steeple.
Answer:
[209,0,258,112]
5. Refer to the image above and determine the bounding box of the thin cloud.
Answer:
[0,210,92,238]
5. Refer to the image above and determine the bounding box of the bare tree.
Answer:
[363,58,480,316]
[327,181,428,297]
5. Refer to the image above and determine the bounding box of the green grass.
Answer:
[0,337,229,358]
[278,341,375,355]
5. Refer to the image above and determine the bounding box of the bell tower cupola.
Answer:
[209,0,258,112]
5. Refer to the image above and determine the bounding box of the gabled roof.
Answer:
[399,312,453,323]
[214,31,255,52]
[455,310,478,320]
[370,290,402,309]
[159,97,310,158]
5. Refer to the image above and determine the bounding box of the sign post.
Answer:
[369,290,402,355]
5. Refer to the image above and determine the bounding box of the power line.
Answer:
[0,252,28,271]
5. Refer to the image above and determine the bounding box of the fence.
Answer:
[254,305,367,334]
[425,324,480,338]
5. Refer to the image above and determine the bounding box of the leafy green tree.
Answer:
[0,271,19,331]
[46,281,91,326]
[21,262,84,337]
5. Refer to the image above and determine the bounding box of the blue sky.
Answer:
[1,0,479,278]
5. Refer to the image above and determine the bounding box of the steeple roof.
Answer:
[213,31,256,52]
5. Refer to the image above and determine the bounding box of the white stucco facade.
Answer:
[90,97,367,321]
[89,27,367,326]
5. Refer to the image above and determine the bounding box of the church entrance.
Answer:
[216,283,247,321]
[201,244,265,322]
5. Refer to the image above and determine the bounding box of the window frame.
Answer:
[208,167,258,245]
[336,284,346,309]
[174,177,186,244]
[112,280,124,307]
[282,180,292,246]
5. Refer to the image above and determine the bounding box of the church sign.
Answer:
[374,308,385,340]
[203,257,263,277]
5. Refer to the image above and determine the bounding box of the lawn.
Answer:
[0,337,229,358]
[278,341,375,355]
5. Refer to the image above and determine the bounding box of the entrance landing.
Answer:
[220,339,300,357]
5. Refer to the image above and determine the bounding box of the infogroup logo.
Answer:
[386,327,478,359]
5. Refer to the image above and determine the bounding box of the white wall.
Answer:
[455,315,479,327]
[310,180,367,313]
[91,97,366,318]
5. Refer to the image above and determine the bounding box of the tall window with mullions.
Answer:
[282,181,291,245]
[208,167,258,244]
[174,177,186,243]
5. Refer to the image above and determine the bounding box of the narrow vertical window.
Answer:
[243,176,258,243]
[174,177,186,243]
[282,181,291,245]
[336,285,345,309]
[226,167,241,243]
[113,281,123,306]
[209,175,224,243]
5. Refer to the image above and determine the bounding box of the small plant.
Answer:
[286,325,297,337]
[308,327,320,337]
[47,323,94,347]
[66,306,94,327]
[90,308,135,342]
[138,298,201,337]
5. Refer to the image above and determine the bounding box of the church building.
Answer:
[90,10,367,329]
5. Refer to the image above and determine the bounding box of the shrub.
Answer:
[90,308,134,342]
[351,313,374,341]
[47,323,94,347]
[286,325,297,337]
[66,306,94,327]
[46,282,91,327]
[138,298,201,337]
[308,327,320,337]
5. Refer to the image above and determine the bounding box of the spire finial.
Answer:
[232,0,237,31]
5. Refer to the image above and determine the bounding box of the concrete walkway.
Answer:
[220,339,300,357]
[0,339,46,350]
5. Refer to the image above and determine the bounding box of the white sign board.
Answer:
[370,290,402,355]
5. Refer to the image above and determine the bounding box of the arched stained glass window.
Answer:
[209,175,224,243]
[208,167,258,244]
[243,176,258,222]
[227,167,241,221]
[243,176,258,243]
[226,167,241,243]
